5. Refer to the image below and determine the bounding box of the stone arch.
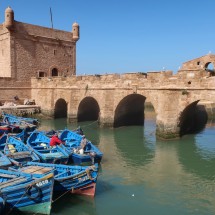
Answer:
[49,66,61,77]
[54,98,67,118]
[204,62,214,71]
[178,100,208,137]
[77,97,100,122]
[114,94,146,128]
[51,68,59,76]
[204,62,215,76]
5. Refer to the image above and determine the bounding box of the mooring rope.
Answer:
[80,120,98,128]
[51,180,81,204]
[7,191,26,215]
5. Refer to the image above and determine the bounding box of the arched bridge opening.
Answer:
[205,62,215,76]
[77,97,100,122]
[54,98,67,118]
[114,94,146,128]
[178,100,208,137]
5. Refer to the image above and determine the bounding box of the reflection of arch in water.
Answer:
[178,100,208,137]
[77,97,100,122]
[113,126,155,167]
[54,98,67,118]
[177,132,215,180]
[114,94,146,128]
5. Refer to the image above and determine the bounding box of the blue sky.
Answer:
[0,0,215,75]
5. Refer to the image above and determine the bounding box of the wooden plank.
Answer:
[0,176,27,189]
[21,166,52,174]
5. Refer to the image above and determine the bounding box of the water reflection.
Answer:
[37,116,215,215]
[177,128,215,180]
[51,193,96,215]
[113,126,155,168]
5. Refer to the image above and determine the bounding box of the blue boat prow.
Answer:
[0,168,54,215]
[4,136,40,165]
[0,151,12,169]
[12,161,99,197]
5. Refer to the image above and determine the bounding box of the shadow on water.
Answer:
[51,192,96,215]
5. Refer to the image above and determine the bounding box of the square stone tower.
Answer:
[0,7,79,100]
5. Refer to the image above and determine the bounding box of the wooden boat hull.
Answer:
[71,182,96,197]
[71,153,102,165]
[5,136,40,165]
[13,162,99,197]
[0,151,12,169]
[27,130,69,164]
[0,170,54,215]
[59,129,103,165]
[0,197,4,214]
[2,113,37,132]
[15,201,52,215]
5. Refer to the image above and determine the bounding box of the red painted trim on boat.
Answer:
[71,182,96,197]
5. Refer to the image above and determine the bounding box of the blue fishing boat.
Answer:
[11,161,99,197]
[2,113,37,132]
[59,129,103,165]
[4,136,40,165]
[14,127,30,143]
[0,197,4,214]
[0,168,54,215]
[0,151,12,169]
[0,121,22,135]
[0,133,7,152]
[27,130,69,164]
[2,112,39,125]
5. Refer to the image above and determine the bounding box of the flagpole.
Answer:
[50,7,53,29]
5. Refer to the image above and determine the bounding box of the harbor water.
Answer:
[39,112,215,215]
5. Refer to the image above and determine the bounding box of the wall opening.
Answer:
[205,62,215,77]
[205,62,214,71]
[38,71,46,77]
[178,100,208,137]
[77,97,100,122]
[114,94,146,128]
[54,98,67,118]
[51,68,59,76]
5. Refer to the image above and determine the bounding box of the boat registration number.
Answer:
[36,180,49,187]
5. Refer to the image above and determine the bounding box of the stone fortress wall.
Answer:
[1,7,215,138]
[0,6,79,103]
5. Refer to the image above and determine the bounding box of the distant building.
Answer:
[0,6,79,81]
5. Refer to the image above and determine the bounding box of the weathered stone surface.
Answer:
[1,7,215,139]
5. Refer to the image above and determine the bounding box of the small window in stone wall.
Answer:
[39,71,46,77]
[52,68,58,76]
[197,61,200,65]
[54,49,57,55]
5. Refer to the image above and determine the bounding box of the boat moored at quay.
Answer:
[0,113,103,214]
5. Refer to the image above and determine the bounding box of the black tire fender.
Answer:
[25,184,42,200]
